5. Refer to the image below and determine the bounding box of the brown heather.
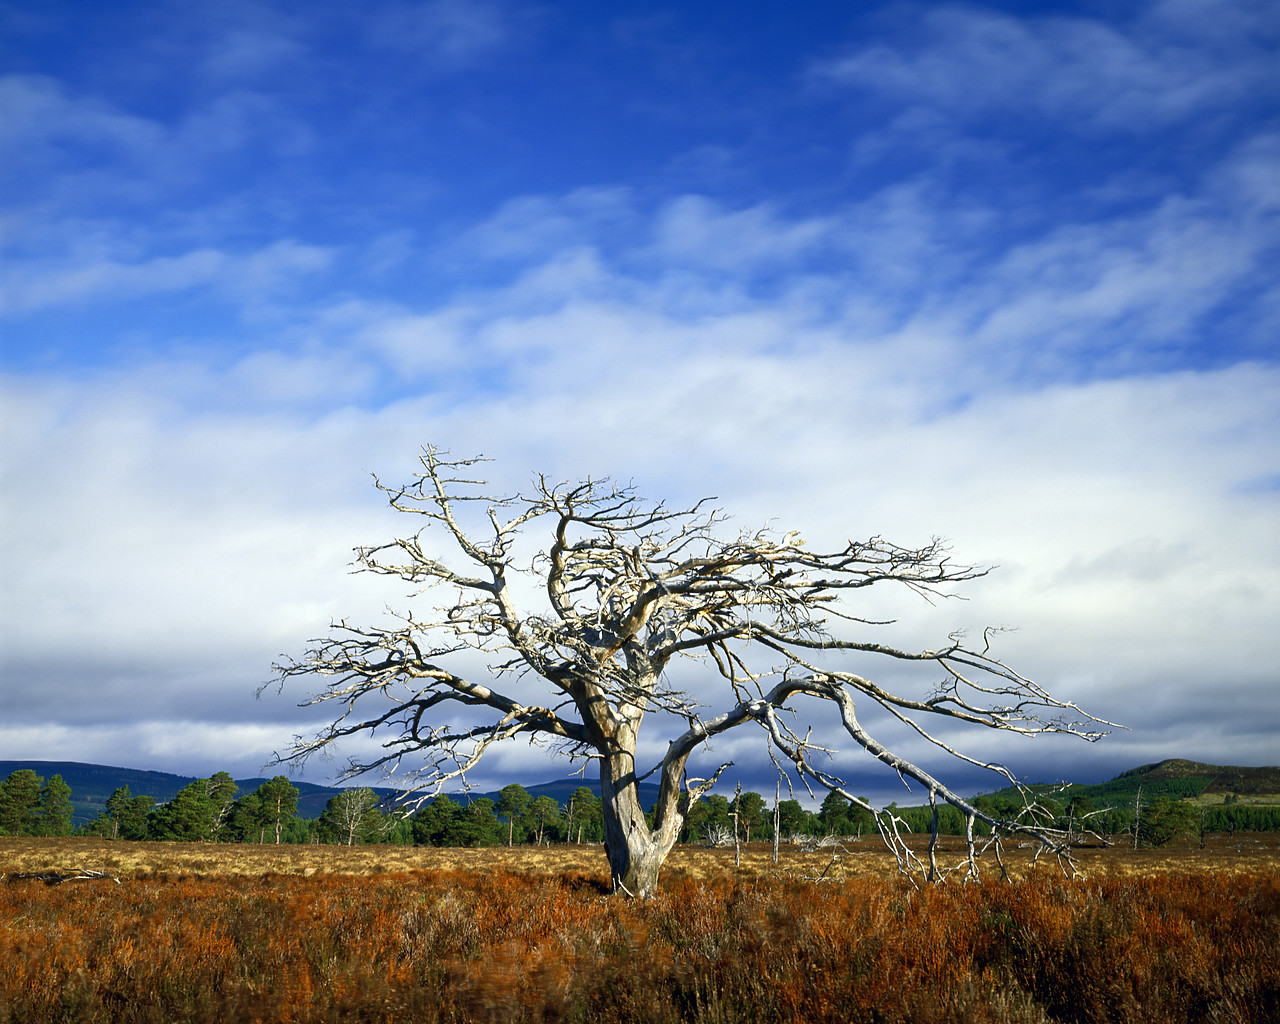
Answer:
[2,835,1278,1023]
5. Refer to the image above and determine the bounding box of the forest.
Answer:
[4,767,1278,849]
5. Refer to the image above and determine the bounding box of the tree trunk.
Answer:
[733,782,741,868]
[772,780,780,865]
[599,758,680,898]
[583,681,691,897]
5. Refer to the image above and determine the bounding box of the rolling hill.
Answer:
[978,758,1280,811]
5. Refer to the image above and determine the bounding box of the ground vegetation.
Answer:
[2,835,1278,1023]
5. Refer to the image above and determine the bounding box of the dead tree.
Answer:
[267,447,1117,896]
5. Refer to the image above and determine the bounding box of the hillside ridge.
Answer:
[972,758,1280,813]
[1115,759,1280,795]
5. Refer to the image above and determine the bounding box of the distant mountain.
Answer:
[979,758,1280,809]
[1112,759,1280,796]
[0,761,365,825]
[0,761,195,806]
[0,760,658,826]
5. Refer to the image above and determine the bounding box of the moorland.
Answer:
[3,833,1278,1023]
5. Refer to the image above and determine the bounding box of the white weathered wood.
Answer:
[5,868,121,885]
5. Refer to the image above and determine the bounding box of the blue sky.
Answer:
[2,0,1277,806]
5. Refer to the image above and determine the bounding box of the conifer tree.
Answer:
[36,774,74,836]
[0,770,42,836]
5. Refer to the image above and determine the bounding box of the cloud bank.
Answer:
[2,0,1276,804]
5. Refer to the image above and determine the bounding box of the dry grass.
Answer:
[0,865,1274,1024]
[4,831,1278,884]
[2,846,1277,1023]
[2,837,606,881]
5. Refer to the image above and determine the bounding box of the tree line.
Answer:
[5,768,1277,848]
[969,789,1280,847]
[0,769,866,847]
[0,770,76,837]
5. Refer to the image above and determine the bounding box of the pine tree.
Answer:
[0,770,43,836]
[528,795,562,844]
[231,792,267,842]
[36,774,74,836]
[730,790,767,842]
[205,772,239,841]
[496,784,532,846]
[150,780,217,841]
[96,786,155,840]
[565,786,602,843]
[253,776,299,843]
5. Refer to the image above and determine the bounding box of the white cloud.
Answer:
[0,249,226,313]
[0,74,164,162]
[0,239,333,315]
[0,74,311,222]
[203,26,308,83]
[459,188,636,261]
[3,0,1276,793]
[966,201,1269,372]
[368,0,516,66]
[415,138,1277,403]
[813,2,1275,131]
[646,196,831,273]
[0,719,321,781]
[6,249,1276,784]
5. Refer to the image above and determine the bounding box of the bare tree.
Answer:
[268,447,1116,896]
[321,787,387,846]
[772,780,781,865]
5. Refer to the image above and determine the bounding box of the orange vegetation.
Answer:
[1,837,1278,1023]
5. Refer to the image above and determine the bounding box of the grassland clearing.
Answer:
[4,830,1278,883]
[3,835,1278,1022]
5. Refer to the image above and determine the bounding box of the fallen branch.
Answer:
[4,868,121,886]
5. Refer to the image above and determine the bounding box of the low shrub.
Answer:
[1,857,1277,1023]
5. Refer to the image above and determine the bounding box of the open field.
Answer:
[3,836,1278,1023]
[3,831,1279,883]
[1187,792,1280,806]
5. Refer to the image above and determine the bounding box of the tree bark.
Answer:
[600,770,676,898]
[772,781,781,865]
[733,782,742,868]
